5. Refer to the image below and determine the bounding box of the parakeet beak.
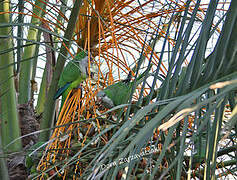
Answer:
[96,91,115,108]
[97,96,102,103]
[96,91,104,103]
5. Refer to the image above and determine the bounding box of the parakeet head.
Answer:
[97,91,105,98]
[77,55,88,78]
[97,91,114,108]
[76,51,97,79]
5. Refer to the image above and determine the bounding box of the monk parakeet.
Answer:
[97,67,151,109]
[54,51,90,106]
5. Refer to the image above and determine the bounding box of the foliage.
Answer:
[0,0,236,179]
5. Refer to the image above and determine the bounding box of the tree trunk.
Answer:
[0,0,22,151]
[0,137,9,180]
[18,0,46,104]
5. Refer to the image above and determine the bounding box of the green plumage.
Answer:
[55,51,88,108]
[97,66,151,108]
[103,80,131,106]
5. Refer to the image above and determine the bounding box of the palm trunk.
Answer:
[31,28,42,101]
[18,0,46,104]
[36,0,68,115]
[35,67,47,115]
[16,0,24,74]
[0,137,9,180]
[0,0,22,151]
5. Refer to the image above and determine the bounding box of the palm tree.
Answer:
[0,0,236,179]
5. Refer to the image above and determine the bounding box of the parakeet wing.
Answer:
[99,65,152,107]
[58,51,88,88]
[104,81,131,106]
[58,61,82,88]
[54,82,70,99]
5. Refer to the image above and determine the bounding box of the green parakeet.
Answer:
[54,51,89,106]
[97,67,151,108]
